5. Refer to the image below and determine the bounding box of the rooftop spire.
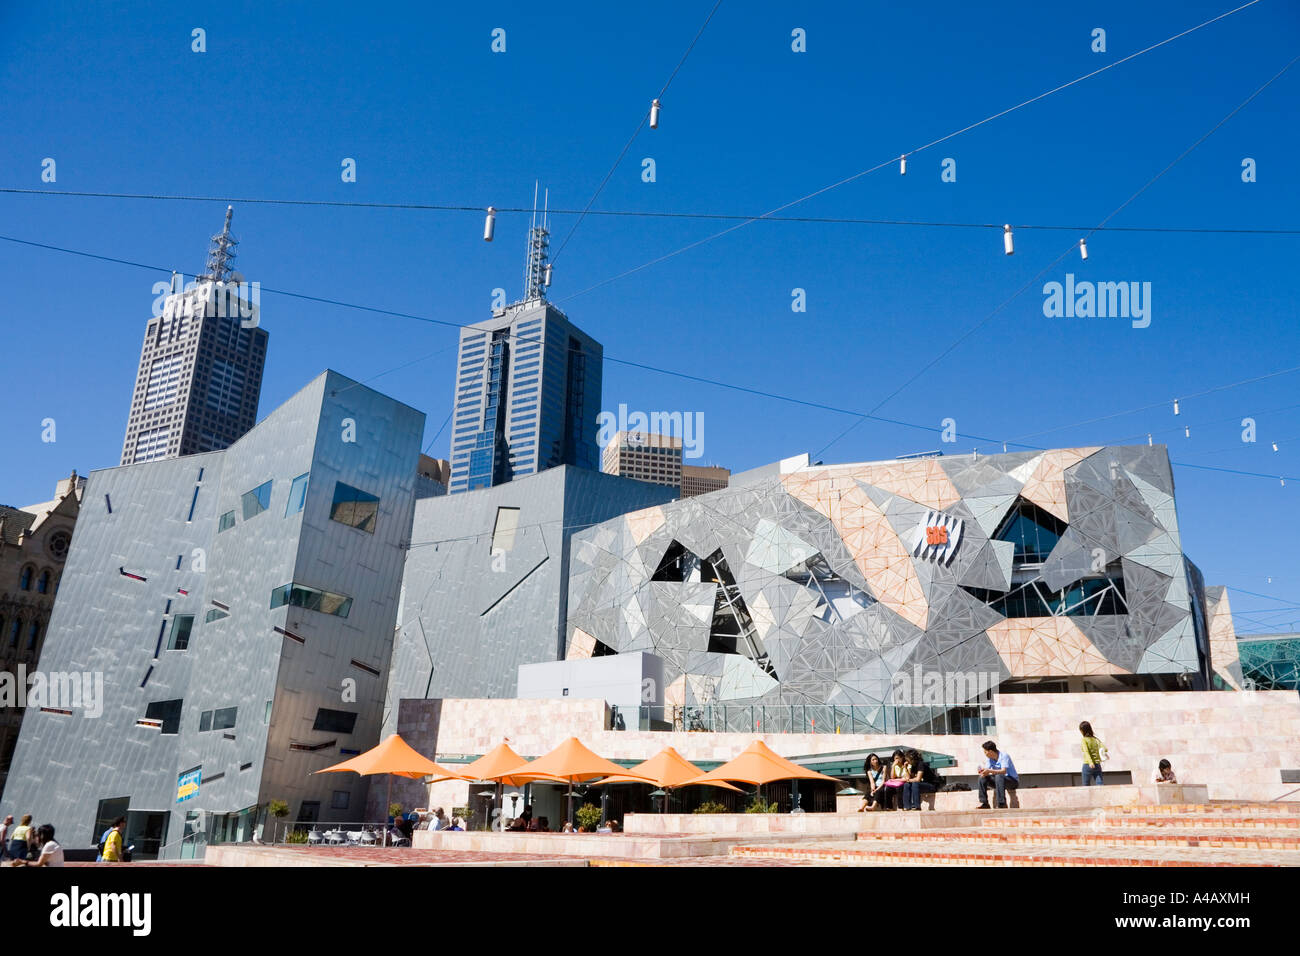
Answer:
[202,205,239,281]
[522,183,550,302]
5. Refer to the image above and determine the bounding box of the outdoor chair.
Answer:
[307,829,324,846]
[324,829,346,845]
[345,830,365,845]
[359,829,378,845]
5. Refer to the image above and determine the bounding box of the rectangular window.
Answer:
[285,472,309,516]
[218,510,236,533]
[270,583,353,618]
[312,708,359,734]
[199,710,212,732]
[331,791,350,810]
[212,707,237,731]
[241,480,272,520]
[491,507,521,553]
[168,614,195,651]
[329,482,379,533]
[145,698,183,735]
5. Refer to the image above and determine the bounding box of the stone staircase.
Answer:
[727,802,1300,867]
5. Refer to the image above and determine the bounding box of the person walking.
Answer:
[0,815,12,862]
[1079,721,1106,786]
[8,815,33,861]
[101,817,127,862]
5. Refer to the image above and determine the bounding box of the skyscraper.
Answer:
[120,207,269,465]
[448,206,603,493]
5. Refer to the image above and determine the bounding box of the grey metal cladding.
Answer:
[384,466,673,734]
[566,444,1222,732]
[3,370,423,854]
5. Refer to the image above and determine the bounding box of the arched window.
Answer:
[8,619,20,647]
[19,566,33,591]
[37,569,51,595]
[26,622,39,650]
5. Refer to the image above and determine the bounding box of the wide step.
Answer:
[855,827,1300,850]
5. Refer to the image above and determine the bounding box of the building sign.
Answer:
[176,766,201,803]
[910,511,963,565]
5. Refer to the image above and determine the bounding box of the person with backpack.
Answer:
[902,749,940,811]
[101,817,127,862]
[1079,721,1106,786]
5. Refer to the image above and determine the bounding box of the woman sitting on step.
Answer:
[860,753,888,811]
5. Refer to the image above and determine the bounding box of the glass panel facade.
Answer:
[168,614,195,650]
[996,502,1066,564]
[285,472,309,516]
[218,510,236,533]
[241,480,272,520]
[312,708,358,734]
[204,608,229,623]
[269,582,353,618]
[491,507,521,553]
[329,482,379,533]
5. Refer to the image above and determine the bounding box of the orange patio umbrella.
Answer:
[680,739,841,806]
[590,746,741,813]
[500,737,653,827]
[453,740,556,828]
[314,733,469,844]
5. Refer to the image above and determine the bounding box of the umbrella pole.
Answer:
[384,775,391,847]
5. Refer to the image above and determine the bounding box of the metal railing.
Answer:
[269,820,414,847]
[613,703,996,735]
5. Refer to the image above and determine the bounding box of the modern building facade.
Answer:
[447,301,602,494]
[0,471,83,793]
[565,445,1243,734]
[120,207,269,465]
[384,466,676,732]
[602,430,682,489]
[5,371,424,857]
[1238,633,1300,690]
[681,463,730,498]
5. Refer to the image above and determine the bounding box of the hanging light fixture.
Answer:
[1173,399,1180,415]
[649,98,661,129]
[1079,238,1088,260]
[1184,425,1190,438]
[1147,434,1153,446]
[1003,224,1014,256]
[899,155,907,175]
[483,207,497,242]
[1273,441,1279,452]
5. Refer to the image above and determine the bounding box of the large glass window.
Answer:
[218,510,236,533]
[241,480,273,520]
[995,501,1067,565]
[168,614,195,651]
[491,507,520,553]
[329,482,379,533]
[270,583,353,618]
[312,708,358,734]
[285,473,310,516]
[145,698,183,735]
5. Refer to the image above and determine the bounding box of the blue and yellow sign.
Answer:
[177,767,201,803]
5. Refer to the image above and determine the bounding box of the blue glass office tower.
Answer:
[449,300,603,493]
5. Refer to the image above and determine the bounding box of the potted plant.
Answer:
[266,799,290,843]
[575,804,603,832]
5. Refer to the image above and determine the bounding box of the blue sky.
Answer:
[1,1,1297,632]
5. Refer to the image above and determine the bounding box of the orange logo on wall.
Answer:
[925,526,949,546]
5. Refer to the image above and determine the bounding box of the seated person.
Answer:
[561,821,575,833]
[860,754,888,811]
[12,825,63,867]
[507,817,527,831]
[878,749,908,810]
[609,820,622,832]
[976,740,1019,809]
[1155,759,1178,784]
[901,749,937,811]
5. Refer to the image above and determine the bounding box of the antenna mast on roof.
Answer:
[522,182,551,302]
[202,205,238,281]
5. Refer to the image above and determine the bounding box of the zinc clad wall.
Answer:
[2,451,225,845]
[259,373,424,820]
